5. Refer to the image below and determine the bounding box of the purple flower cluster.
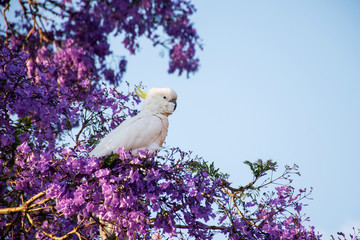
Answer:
[4,0,201,85]
[239,185,318,239]
[212,162,322,240]
[0,42,135,152]
[0,42,138,238]
[10,142,220,239]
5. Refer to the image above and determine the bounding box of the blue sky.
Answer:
[115,0,360,237]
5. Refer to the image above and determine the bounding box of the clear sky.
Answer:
[113,0,360,237]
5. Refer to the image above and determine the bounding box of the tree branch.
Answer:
[2,3,11,43]
[26,214,86,240]
[0,190,47,214]
[231,194,259,229]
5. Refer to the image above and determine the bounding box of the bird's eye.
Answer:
[163,96,167,99]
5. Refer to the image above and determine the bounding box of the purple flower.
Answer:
[295,203,302,213]
[159,180,170,189]
[17,142,31,154]
[189,188,198,197]
[95,169,110,178]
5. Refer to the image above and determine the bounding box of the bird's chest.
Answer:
[155,114,169,144]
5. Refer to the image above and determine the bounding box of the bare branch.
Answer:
[0,190,46,214]
[2,3,11,43]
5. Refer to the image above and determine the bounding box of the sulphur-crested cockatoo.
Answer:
[90,87,177,157]
[90,87,177,240]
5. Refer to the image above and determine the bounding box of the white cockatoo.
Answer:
[90,87,177,240]
[90,87,177,157]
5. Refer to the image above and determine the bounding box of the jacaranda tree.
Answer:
[1,1,358,239]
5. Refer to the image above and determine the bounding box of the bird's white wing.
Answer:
[90,114,165,157]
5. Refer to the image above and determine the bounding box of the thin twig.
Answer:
[2,3,10,43]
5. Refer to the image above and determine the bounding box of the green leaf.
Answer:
[244,159,278,179]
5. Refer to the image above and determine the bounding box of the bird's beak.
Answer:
[170,100,177,111]
[135,86,147,99]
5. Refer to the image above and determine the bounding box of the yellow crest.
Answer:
[135,86,147,99]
